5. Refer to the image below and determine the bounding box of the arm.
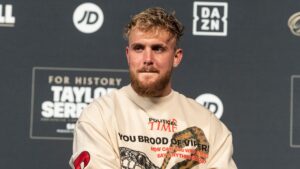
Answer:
[69,101,120,169]
[206,115,237,169]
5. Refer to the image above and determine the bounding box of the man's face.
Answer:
[126,27,183,97]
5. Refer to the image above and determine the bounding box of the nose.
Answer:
[143,48,154,65]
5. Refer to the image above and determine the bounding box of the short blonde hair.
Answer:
[123,7,184,43]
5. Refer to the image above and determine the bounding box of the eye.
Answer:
[152,45,165,53]
[132,44,144,53]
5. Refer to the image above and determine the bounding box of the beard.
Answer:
[130,66,172,97]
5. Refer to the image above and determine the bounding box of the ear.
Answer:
[125,46,130,64]
[173,48,183,68]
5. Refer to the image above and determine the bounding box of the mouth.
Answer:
[139,71,158,74]
[138,67,159,73]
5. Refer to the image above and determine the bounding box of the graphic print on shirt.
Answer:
[120,147,160,169]
[148,117,178,132]
[73,151,91,169]
[119,126,209,169]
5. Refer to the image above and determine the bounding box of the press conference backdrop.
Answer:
[1,0,300,168]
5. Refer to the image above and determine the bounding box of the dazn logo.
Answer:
[193,1,228,36]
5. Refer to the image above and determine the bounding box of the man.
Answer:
[69,7,237,169]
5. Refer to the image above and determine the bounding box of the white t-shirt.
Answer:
[69,85,237,169]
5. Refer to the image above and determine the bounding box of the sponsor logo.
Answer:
[288,12,300,36]
[30,67,129,140]
[195,93,224,119]
[290,75,300,147]
[73,2,104,34]
[193,1,228,36]
[0,4,15,27]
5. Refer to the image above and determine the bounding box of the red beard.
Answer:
[130,66,172,97]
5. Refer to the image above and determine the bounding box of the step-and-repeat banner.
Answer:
[1,0,300,168]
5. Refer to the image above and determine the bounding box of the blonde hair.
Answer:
[123,7,184,43]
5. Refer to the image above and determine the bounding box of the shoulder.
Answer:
[174,91,213,117]
[77,87,126,123]
[92,85,129,109]
[173,90,231,134]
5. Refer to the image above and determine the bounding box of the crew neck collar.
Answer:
[123,84,175,110]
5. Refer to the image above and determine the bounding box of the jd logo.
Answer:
[196,93,224,119]
[0,4,15,27]
[73,3,104,34]
[78,11,99,25]
[193,1,228,36]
